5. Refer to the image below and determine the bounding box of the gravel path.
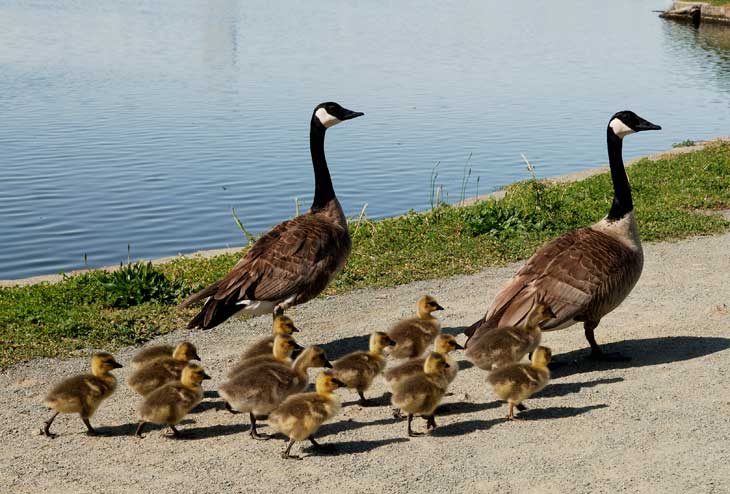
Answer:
[2,232,729,493]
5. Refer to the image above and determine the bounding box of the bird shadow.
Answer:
[177,423,249,440]
[442,326,468,337]
[204,390,220,399]
[318,416,398,438]
[457,359,474,371]
[436,400,502,416]
[551,336,730,378]
[302,437,408,456]
[190,399,230,414]
[430,418,504,437]
[342,391,392,408]
[320,334,371,360]
[533,377,624,399]
[515,403,608,420]
[97,419,196,437]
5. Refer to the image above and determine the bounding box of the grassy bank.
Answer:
[2,142,729,368]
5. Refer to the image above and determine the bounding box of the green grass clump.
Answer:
[2,142,730,368]
[673,139,696,148]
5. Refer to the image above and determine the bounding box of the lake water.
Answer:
[2,0,730,279]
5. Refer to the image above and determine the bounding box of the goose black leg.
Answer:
[357,390,374,407]
[224,401,238,414]
[407,414,424,437]
[135,421,147,437]
[281,438,301,460]
[250,413,269,440]
[584,321,630,362]
[167,425,181,438]
[309,435,336,453]
[425,415,437,434]
[41,411,59,438]
[82,417,98,435]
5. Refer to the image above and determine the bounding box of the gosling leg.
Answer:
[250,413,269,440]
[135,421,147,437]
[407,414,424,437]
[41,411,59,438]
[357,390,374,407]
[425,415,437,434]
[82,417,98,435]
[281,438,301,460]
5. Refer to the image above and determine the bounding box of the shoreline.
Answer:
[2,137,728,288]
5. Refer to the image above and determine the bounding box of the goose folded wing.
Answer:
[212,215,345,304]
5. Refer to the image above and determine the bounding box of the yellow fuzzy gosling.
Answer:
[269,371,346,460]
[332,332,395,405]
[128,342,200,396]
[391,352,451,437]
[385,333,463,386]
[488,346,552,421]
[41,352,123,437]
[131,341,198,369]
[136,364,211,438]
[227,334,303,378]
[239,316,300,362]
[388,295,444,359]
[218,346,332,440]
[466,301,555,370]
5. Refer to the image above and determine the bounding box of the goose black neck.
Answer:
[310,118,335,211]
[606,129,632,221]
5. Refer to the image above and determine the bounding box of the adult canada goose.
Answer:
[180,102,364,329]
[465,111,661,361]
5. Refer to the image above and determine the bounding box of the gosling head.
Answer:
[315,371,347,394]
[417,295,444,317]
[423,352,450,375]
[297,346,332,369]
[91,352,123,376]
[172,342,201,362]
[370,331,396,354]
[313,102,364,129]
[273,315,299,336]
[527,301,556,328]
[531,346,553,367]
[181,363,212,387]
[433,334,464,354]
[272,334,304,361]
[608,111,661,140]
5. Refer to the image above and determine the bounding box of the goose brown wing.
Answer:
[181,212,349,328]
[468,228,632,338]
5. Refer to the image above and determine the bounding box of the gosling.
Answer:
[218,346,332,440]
[391,352,451,437]
[388,295,444,359]
[136,363,211,438]
[466,301,555,370]
[41,352,123,437]
[128,342,201,396]
[131,341,198,369]
[488,346,552,421]
[227,333,303,378]
[332,332,395,405]
[269,371,346,460]
[239,315,299,362]
[384,333,463,386]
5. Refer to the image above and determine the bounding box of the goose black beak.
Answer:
[453,342,465,350]
[202,372,212,380]
[340,109,364,120]
[332,378,347,387]
[111,362,124,369]
[193,353,202,362]
[291,326,300,333]
[434,304,445,311]
[635,119,661,132]
[324,360,333,369]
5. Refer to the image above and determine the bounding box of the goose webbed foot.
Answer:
[392,407,404,419]
[41,412,59,438]
[281,439,302,460]
[250,413,270,441]
[82,418,99,436]
[357,390,375,407]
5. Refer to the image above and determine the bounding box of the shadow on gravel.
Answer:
[303,437,408,456]
[204,390,220,399]
[342,391,391,408]
[436,400,501,416]
[430,418,503,437]
[190,399,230,413]
[551,336,730,378]
[95,423,139,437]
[320,334,371,360]
[515,404,608,420]
[318,416,398,438]
[178,422,249,440]
[442,326,468,337]
[533,377,624,398]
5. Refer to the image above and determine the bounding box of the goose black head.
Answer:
[313,102,364,129]
[608,111,661,139]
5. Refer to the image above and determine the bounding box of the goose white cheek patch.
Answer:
[315,108,342,128]
[610,118,635,139]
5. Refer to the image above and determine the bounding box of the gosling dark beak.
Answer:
[434,304,444,311]
[202,372,212,380]
[635,118,661,132]
[453,342,465,350]
[545,308,557,319]
[386,337,397,347]
[324,360,333,369]
[340,109,364,120]
[444,363,451,369]
[193,353,202,362]
[292,326,300,333]
[111,362,124,369]
[332,378,347,387]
